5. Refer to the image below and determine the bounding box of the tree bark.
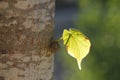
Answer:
[0,0,55,80]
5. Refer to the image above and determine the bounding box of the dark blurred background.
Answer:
[54,0,120,80]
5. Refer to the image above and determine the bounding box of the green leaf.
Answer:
[62,28,91,70]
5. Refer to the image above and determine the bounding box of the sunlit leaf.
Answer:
[62,28,91,70]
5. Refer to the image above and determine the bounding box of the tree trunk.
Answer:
[0,0,55,80]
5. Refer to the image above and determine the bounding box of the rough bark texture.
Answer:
[0,0,55,80]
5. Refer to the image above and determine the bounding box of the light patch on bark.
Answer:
[48,2,55,9]
[29,0,51,4]
[0,63,8,68]
[52,13,55,19]
[19,35,26,41]
[0,20,17,27]
[33,9,47,31]
[10,54,24,59]
[31,25,44,32]
[11,20,18,24]
[31,55,41,61]
[6,61,14,66]
[14,0,50,9]
[5,10,14,18]
[23,18,33,29]
[0,2,8,9]
[22,57,31,62]
[23,9,47,32]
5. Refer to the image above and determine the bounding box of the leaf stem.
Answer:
[55,36,63,42]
